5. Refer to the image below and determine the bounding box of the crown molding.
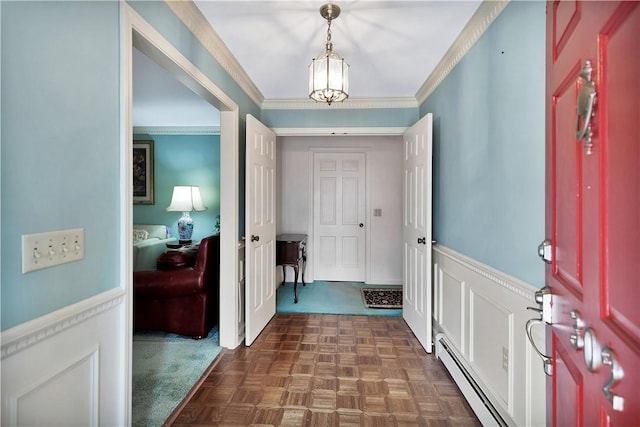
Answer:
[262,97,418,111]
[133,126,220,135]
[415,0,510,104]
[274,127,407,136]
[167,0,507,111]
[165,1,264,108]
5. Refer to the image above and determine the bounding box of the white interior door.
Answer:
[313,152,366,281]
[245,114,276,346]
[403,114,433,352]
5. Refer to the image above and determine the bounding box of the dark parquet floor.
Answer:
[169,313,481,426]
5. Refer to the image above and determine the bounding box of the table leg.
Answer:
[281,265,286,286]
[293,265,299,303]
[301,253,307,286]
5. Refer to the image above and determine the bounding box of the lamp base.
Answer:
[178,239,192,245]
[177,212,194,242]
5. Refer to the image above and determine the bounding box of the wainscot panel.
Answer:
[1,288,127,426]
[433,245,546,427]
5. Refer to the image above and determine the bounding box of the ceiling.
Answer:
[132,0,483,127]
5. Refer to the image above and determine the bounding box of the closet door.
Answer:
[313,152,366,282]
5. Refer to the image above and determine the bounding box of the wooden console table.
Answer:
[276,234,307,303]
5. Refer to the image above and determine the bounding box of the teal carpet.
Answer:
[277,281,402,316]
[132,327,221,426]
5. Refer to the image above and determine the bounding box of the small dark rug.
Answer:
[361,288,403,309]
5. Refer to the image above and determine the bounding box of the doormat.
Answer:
[361,288,403,309]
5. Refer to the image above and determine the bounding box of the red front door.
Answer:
[546,1,640,425]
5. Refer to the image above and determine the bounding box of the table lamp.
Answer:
[166,185,207,244]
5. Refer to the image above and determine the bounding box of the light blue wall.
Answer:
[1,1,257,330]
[132,134,220,242]
[1,1,121,330]
[420,1,546,286]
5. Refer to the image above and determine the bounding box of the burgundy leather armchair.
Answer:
[133,234,220,339]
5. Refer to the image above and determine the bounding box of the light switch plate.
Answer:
[22,228,84,273]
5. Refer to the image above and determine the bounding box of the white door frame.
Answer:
[122,5,240,422]
[307,147,372,283]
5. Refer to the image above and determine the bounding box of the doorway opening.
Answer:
[123,4,241,422]
[276,135,403,316]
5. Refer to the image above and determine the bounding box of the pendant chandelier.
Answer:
[309,4,349,105]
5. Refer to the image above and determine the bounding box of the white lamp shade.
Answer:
[166,186,207,212]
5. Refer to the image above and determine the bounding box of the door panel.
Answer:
[552,61,584,296]
[342,237,358,267]
[342,177,359,223]
[402,114,432,352]
[546,1,640,424]
[600,3,640,347]
[553,341,583,427]
[245,114,276,346]
[552,0,580,60]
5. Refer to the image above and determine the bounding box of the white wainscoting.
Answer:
[1,288,127,426]
[433,245,546,427]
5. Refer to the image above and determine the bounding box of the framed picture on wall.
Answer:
[133,140,154,205]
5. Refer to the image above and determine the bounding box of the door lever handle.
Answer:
[527,306,543,315]
[525,318,552,376]
[601,347,625,412]
[251,235,260,242]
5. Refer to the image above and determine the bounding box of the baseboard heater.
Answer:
[435,333,508,427]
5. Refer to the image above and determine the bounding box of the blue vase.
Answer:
[177,212,193,243]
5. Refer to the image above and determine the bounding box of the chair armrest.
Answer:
[134,269,206,298]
